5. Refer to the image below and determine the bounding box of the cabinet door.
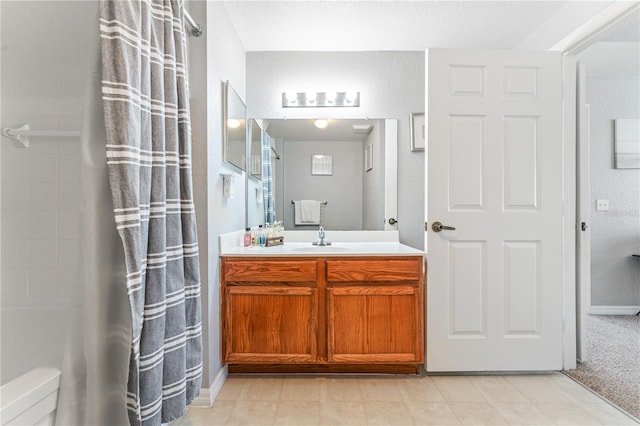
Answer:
[327,286,423,363]
[223,286,317,363]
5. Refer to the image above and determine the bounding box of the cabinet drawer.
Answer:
[223,259,317,283]
[326,258,421,283]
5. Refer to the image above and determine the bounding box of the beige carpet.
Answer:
[565,314,640,420]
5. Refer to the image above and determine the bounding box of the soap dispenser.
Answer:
[243,227,252,247]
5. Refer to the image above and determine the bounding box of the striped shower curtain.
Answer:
[100,1,202,424]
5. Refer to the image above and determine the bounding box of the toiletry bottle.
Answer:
[243,227,252,247]
[258,225,266,247]
[251,227,259,246]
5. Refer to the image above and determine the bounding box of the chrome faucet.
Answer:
[312,226,331,246]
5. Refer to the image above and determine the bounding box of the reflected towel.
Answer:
[294,200,321,225]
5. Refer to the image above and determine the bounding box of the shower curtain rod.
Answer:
[271,146,281,159]
[184,10,203,37]
[2,124,80,148]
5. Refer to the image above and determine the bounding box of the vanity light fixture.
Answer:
[282,91,360,108]
[314,119,329,129]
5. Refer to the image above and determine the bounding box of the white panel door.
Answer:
[426,49,564,371]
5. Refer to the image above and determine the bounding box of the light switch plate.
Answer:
[596,199,609,211]
[222,175,234,199]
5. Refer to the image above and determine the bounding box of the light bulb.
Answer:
[306,92,316,103]
[227,119,241,129]
[285,92,298,103]
[346,90,358,103]
[325,91,337,103]
[314,119,328,129]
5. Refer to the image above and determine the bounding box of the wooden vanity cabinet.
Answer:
[326,259,424,364]
[221,256,424,373]
[222,259,318,363]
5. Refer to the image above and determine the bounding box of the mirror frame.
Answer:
[248,119,262,180]
[222,80,247,172]
[246,118,398,231]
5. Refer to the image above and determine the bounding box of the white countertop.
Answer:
[220,241,424,257]
[219,229,424,257]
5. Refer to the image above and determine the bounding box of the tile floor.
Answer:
[172,373,638,425]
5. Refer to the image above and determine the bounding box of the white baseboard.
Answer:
[191,365,228,407]
[590,305,640,315]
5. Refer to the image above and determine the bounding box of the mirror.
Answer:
[222,81,246,171]
[252,118,397,231]
[249,119,262,179]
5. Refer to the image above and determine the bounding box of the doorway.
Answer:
[570,6,640,419]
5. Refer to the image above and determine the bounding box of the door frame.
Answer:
[554,0,639,370]
[576,64,591,362]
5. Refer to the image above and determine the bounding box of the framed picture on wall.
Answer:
[311,154,333,175]
[365,144,373,172]
[410,112,425,152]
[614,118,640,169]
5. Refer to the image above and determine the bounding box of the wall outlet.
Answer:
[596,199,609,211]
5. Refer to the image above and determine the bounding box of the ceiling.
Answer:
[222,1,614,52]
[599,8,640,42]
[265,118,375,142]
[577,9,640,77]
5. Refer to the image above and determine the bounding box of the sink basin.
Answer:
[292,246,354,252]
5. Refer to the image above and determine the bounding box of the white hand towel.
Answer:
[294,200,321,225]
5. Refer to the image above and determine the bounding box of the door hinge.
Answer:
[581,222,587,231]
[424,222,428,231]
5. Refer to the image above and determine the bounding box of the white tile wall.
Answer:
[1,211,28,240]
[58,154,80,182]
[2,180,28,209]
[29,154,58,183]
[29,240,58,268]
[29,182,58,210]
[28,268,58,297]
[0,267,28,298]
[57,212,79,240]
[57,182,80,212]
[2,239,28,268]
[1,149,28,182]
[1,113,81,301]
[29,211,57,240]
[57,239,79,269]
[57,268,79,298]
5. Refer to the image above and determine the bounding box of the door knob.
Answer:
[388,218,398,225]
[432,221,456,232]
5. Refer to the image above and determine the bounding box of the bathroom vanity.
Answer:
[219,232,425,374]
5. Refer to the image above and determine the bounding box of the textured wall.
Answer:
[281,140,363,230]
[588,75,640,306]
[187,1,247,386]
[246,51,425,249]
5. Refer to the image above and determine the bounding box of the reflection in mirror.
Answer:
[246,119,265,230]
[262,118,397,231]
[222,81,246,171]
[249,119,262,179]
